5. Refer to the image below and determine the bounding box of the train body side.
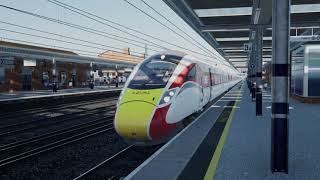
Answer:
[113,52,242,145]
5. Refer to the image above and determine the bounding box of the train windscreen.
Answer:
[128,59,177,89]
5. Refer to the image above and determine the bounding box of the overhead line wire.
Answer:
[0,37,143,61]
[1,37,103,55]
[0,23,149,56]
[0,4,164,53]
[139,0,227,62]
[45,1,169,52]
[124,1,232,67]
[46,0,216,58]
[123,0,218,58]
[0,4,231,67]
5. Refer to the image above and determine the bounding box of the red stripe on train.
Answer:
[149,105,175,140]
[170,63,194,89]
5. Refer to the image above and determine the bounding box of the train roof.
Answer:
[154,50,187,58]
[152,50,240,75]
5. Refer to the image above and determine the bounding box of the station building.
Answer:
[0,41,136,92]
[0,41,92,92]
[98,48,144,81]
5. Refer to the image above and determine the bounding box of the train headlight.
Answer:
[159,88,177,105]
[163,96,171,103]
[169,91,174,96]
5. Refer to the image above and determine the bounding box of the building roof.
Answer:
[0,41,135,68]
[0,40,77,55]
[164,0,320,72]
[98,48,144,64]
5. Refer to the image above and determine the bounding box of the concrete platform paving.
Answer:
[125,82,242,180]
[213,83,320,180]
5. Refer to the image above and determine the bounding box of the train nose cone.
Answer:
[114,101,155,140]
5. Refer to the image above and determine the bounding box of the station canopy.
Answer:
[164,0,320,73]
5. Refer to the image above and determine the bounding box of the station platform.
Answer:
[125,81,320,180]
[0,85,122,102]
[213,84,320,179]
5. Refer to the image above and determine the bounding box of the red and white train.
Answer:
[114,51,242,145]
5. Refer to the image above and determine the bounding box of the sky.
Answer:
[0,0,227,65]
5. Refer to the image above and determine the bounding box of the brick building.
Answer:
[98,48,143,80]
[98,48,144,64]
[0,41,91,92]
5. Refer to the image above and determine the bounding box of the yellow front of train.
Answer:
[114,88,164,140]
[114,54,181,144]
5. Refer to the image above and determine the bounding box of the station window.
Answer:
[42,72,49,88]
[61,72,67,83]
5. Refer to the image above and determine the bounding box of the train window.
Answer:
[128,60,177,89]
[185,65,196,82]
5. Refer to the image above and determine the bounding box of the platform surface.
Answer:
[212,83,320,179]
[125,82,241,180]
[0,85,122,102]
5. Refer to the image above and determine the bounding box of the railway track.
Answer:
[0,97,118,121]
[0,117,115,167]
[73,144,163,180]
[73,145,134,180]
[0,95,161,179]
[0,104,116,138]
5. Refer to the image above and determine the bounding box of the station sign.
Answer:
[290,35,320,42]
[250,63,255,69]
[24,59,37,67]
[124,68,133,72]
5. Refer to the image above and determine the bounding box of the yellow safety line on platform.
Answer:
[204,84,243,180]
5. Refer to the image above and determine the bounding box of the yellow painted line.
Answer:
[204,86,243,180]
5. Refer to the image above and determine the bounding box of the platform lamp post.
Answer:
[52,58,58,92]
[71,63,76,88]
[144,44,148,58]
[89,62,94,89]
[271,0,290,173]
[255,26,263,116]
[248,44,254,94]
[247,53,252,92]
[251,34,257,101]
[115,64,119,88]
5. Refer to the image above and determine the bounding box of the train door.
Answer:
[197,65,204,108]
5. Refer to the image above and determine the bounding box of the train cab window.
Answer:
[185,65,196,82]
[128,59,177,89]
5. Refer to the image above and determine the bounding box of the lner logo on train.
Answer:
[113,50,241,146]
